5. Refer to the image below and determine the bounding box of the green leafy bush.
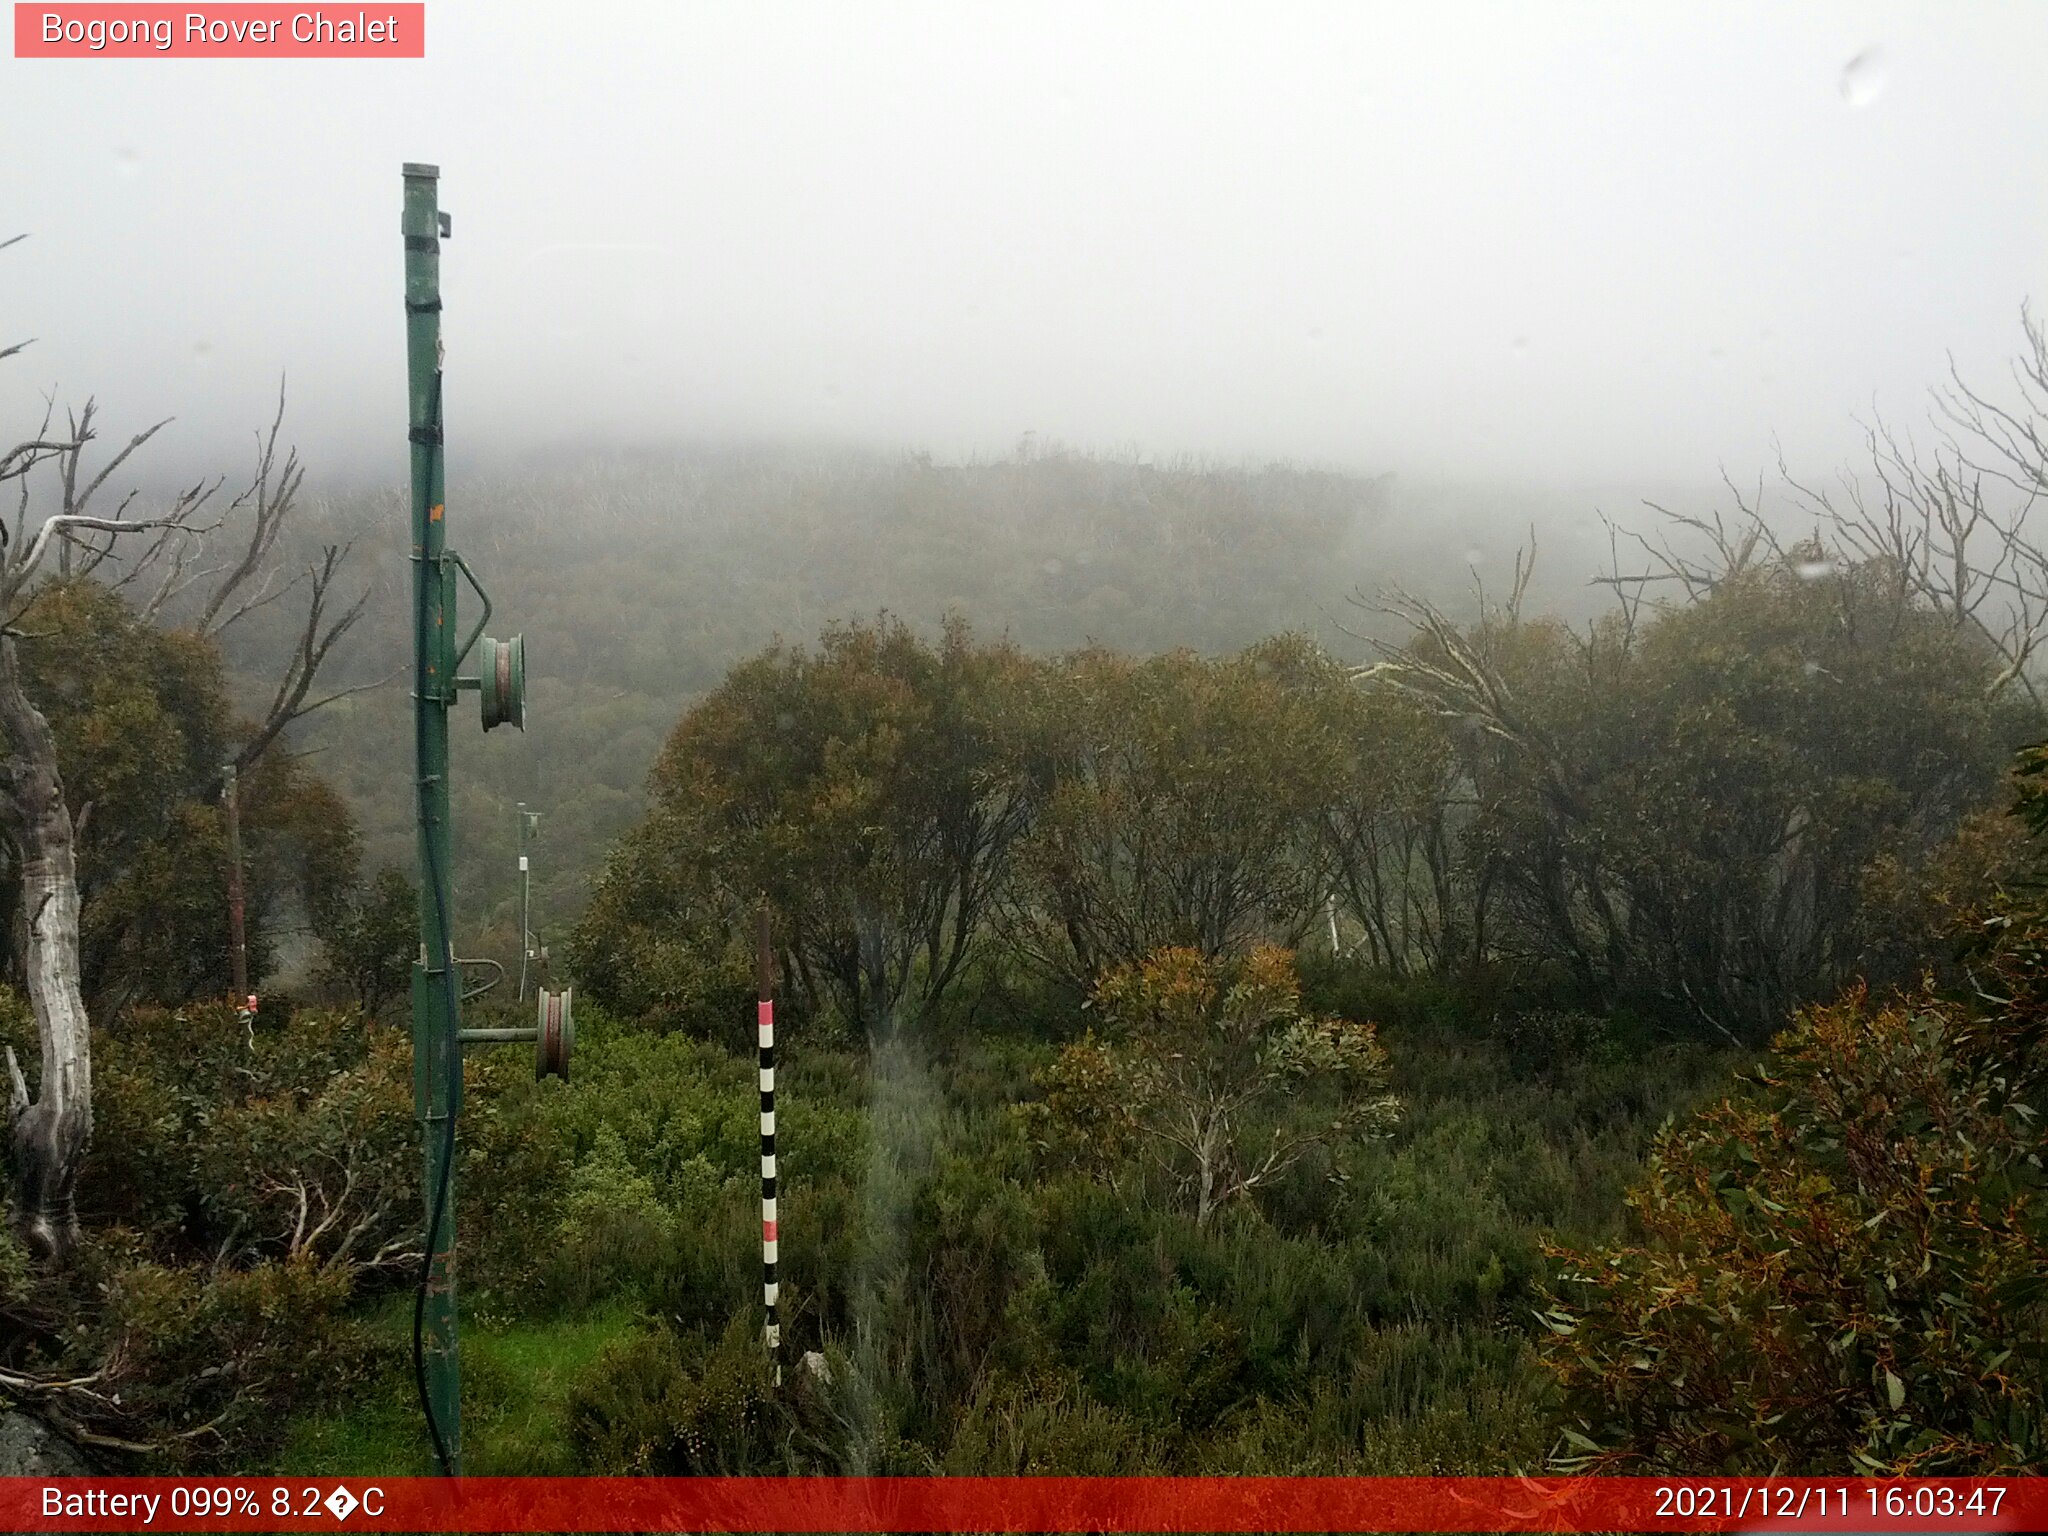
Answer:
[314,867,418,1019]
[1027,946,1398,1227]
[1491,1007,1611,1073]
[1541,985,2047,1472]
[1008,638,1348,985]
[91,1250,384,1462]
[574,615,1038,1043]
[565,1317,801,1473]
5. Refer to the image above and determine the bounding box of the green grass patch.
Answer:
[283,1295,641,1475]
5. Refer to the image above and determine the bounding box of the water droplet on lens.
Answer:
[1465,548,1483,568]
[1042,558,1064,578]
[1840,48,1887,107]
[1796,559,1836,581]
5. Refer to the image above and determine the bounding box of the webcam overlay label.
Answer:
[0,1477,2039,1532]
[14,4,424,56]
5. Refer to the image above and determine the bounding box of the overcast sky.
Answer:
[3,2,2045,494]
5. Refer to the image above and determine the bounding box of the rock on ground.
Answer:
[0,1410,93,1474]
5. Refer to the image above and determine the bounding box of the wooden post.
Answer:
[223,762,251,1019]
[223,757,250,1048]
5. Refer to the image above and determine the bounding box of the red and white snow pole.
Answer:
[757,902,781,1384]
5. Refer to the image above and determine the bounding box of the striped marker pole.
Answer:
[757,903,780,1385]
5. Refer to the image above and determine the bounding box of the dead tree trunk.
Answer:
[0,634,92,1260]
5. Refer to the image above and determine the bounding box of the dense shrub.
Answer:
[314,866,419,1019]
[561,806,757,1048]
[1007,637,1348,984]
[1,1003,409,1467]
[574,615,1038,1043]
[1027,946,1397,1227]
[1370,556,2035,1040]
[937,1371,1165,1473]
[87,1247,386,1464]
[1536,742,2048,1474]
[565,1317,806,1473]
[85,1003,411,1264]
[1490,1007,1613,1074]
[1541,985,2048,1472]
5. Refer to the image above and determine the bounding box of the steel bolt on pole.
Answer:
[404,160,462,1476]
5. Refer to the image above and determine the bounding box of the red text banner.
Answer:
[0,1476,2041,1532]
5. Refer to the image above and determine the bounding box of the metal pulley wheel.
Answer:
[478,633,526,731]
[536,985,573,1080]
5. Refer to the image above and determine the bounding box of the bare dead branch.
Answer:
[196,378,306,638]
[1609,322,2048,708]
[0,438,84,484]
[3,511,219,605]
[220,543,372,784]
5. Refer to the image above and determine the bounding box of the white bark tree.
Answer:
[0,235,371,1259]
[0,426,215,1257]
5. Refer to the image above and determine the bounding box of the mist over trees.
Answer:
[231,447,1400,969]
[5,291,2048,1476]
[575,522,2033,1051]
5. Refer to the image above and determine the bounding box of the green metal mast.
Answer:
[399,158,539,1477]
[404,161,462,1474]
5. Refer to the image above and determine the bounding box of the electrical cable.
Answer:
[413,845,460,1477]
[409,365,459,1478]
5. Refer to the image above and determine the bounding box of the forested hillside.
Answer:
[6,338,2047,1480]
[220,448,1404,964]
